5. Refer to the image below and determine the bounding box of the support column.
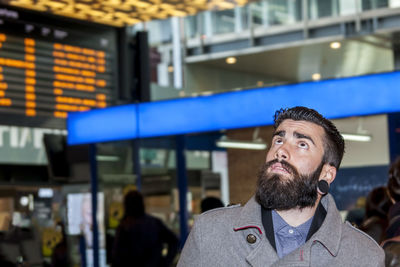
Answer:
[175,135,188,248]
[261,0,269,26]
[171,17,183,89]
[388,41,400,163]
[89,144,99,267]
[393,38,400,70]
[132,139,142,191]
[234,7,243,33]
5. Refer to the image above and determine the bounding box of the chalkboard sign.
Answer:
[330,165,388,210]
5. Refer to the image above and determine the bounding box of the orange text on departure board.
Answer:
[0,33,110,119]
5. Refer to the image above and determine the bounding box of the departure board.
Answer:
[0,4,118,129]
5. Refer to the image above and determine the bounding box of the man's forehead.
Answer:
[275,119,325,138]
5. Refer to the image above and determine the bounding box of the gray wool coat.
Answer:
[178,194,384,267]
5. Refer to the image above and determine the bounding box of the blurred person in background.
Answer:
[382,158,400,266]
[345,196,366,227]
[0,248,15,267]
[112,190,178,267]
[359,186,392,243]
[200,197,224,213]
[51,222,69,267]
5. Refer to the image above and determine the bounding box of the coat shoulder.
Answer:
[193,204,242,229]
[201,203,241,215]
[338,221,385,266]
[198,204,242,221]
[343,221,384,254]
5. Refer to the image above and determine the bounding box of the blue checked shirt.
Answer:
[272,210,313,258]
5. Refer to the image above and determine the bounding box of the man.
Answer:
[178,106,384,266]
[112,190,179,267]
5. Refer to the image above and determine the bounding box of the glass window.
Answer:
[268,0,302,25]
[147,19,172,46]
[362,0,389,10]
[249,2,264,27]
[309,0,339,20]
[184,15,199,39]
[212,9,236,34]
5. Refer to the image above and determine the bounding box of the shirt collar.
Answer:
[261,199,327,252]
[272,209,313,240]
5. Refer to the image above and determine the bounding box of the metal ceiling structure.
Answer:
[1,0,251,26]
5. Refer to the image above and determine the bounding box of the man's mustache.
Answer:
[264,159,299,176]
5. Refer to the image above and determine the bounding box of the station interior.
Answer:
[0,0,399,266]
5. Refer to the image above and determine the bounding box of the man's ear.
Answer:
[320,164,337,184]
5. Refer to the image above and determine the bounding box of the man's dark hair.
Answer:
[123,190,145,218]
[388,157,400,202]
[273,106,345,169]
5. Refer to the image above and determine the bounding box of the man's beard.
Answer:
[255,159,324,211]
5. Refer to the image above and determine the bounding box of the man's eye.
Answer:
[298,142,308,149]
[274,139,283,144]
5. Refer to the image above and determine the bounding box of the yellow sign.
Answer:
[108,201,123,228]
[42,227,62,257]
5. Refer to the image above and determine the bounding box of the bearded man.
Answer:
[178,106,384,267]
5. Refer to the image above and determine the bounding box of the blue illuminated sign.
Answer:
[68,71,400,145]
[67,104,138,145]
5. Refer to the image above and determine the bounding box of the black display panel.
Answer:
[0,4,118,128]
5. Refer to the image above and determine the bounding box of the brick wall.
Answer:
[226,126,274,205]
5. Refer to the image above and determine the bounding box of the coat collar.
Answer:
[309,194,342,256]
[232,194,343,265]
[233,196,264,234]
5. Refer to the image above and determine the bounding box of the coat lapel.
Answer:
[233,197,279,266]
[309,194,342,256]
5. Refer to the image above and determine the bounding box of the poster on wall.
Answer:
[66,192,105,249]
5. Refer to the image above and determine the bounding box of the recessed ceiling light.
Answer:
[330,41,341,49]
[312,73,321,81]
[216,140,267,150]
[226,57,237,64]
[341,133,372,142]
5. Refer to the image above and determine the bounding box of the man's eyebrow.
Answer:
[294,131,315,145]
[273,130,285,137]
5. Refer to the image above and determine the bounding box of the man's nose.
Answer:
[275,146,289,161]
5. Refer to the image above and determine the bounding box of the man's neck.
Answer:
[276,201,320,227]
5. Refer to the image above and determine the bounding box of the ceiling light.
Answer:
[201,91,213,96]
[312,73,321,81]
[341,133,372,142]
[330,41,341,49]
[19,196,29,206]
[226,57,237,64]
[216,140,267,150]
[38,188,54,198]
[216,134,267,150]
[96,155,120,161]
